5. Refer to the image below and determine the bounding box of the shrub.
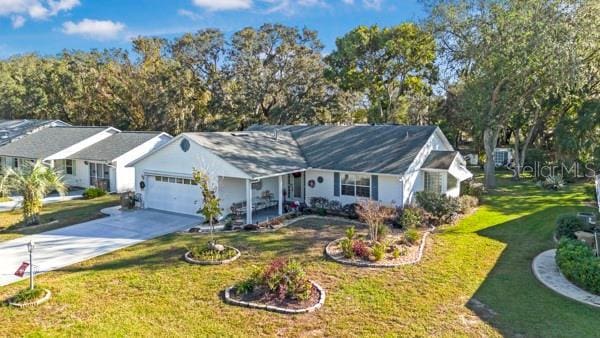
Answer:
[556,214,585,239]
[345,226,356,240]
[556,238,600,295]
[462,180,485,198]
[10,286,45,303]
[342,203,359,219]
[415,191,460,222]
[375,223,389,242]
[544,175,566,190]
[356,200,396,241]
[397,205,425,229]
[352,240,371,259]
[328,200,342,211]
[404,229,420,245]
[372,242,386,261]
[237,258,312,301]
[83,187,107,199]
[458,195,479,214]
[310,197,329,209]
[340,238,354,258]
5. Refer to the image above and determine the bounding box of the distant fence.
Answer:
[596,175,600,212]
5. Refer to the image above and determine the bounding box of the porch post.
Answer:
[278,175,283,215]
[245,179,252,224]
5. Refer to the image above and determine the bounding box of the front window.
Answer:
[424,172,442,194]
[341,174,370,198]
[65,159,74,175]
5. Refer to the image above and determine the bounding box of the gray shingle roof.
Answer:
[247,125,439,175]
[0,126,111,159]
[0,119,69,146]
[185,131,307,178]
[68,132,165,161]
[421,150,459,170]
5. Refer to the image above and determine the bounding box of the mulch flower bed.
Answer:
[325,228,432,268]
[184,245,241,265]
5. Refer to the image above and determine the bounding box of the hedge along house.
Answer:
[0,126,171,193]
[129,125,473,224]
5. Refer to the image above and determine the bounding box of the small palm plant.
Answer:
[6,160,67,225]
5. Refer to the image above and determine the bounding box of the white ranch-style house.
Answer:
[0,126,171,193]
[129,125,473,224]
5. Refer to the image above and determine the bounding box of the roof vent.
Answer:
[274,129,279,140]
[231,132,249,137]
[404,131,410,140]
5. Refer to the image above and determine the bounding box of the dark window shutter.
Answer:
[334,172,340,196]
[371,175,378,200]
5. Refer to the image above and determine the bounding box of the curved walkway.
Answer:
[532,249,600,308]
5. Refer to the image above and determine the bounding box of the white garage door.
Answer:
[144,175,201,216]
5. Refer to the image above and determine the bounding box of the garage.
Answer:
[143,174,201,216]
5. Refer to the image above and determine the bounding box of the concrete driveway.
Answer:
[0,209,201,287]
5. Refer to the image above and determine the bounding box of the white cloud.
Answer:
[362,0,382,10]
[0,0,80,27]
[191,0,252,11]
[62,19,125,40]
[263,0,326,14]
[11,15,25,28]
[177,8,202,20]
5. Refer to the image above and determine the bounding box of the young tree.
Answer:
[6,161,66,225]
[356,199,395,242]
[192,168,221,245]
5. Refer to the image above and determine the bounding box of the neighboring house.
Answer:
[129,125,472,223]
[0,126,171,193]
[493,147,513,167]
[0,119,70,146]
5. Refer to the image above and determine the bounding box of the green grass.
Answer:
[0,195,120,242]
[9,286,45,303]
[0,176,598,336]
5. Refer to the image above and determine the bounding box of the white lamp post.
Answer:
[27,240,35,290]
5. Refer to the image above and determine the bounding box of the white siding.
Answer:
[62,159,89,188]
[133,135,249,213]
[113,134,171,193]
[404,129,454,206]
[304,169,402,207]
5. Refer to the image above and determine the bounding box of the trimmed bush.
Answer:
[342,203,359,219]
[397,205,425,229]
[352,240,371,259]
[234,258,312,301]
[309,197,329,209]
[556,214,585,240]
[404,228,420,245]
[458,195,479,214]
[415,191,460,223]
[462,180,485,198]
[83,187,107,199]
[556,238,600,295]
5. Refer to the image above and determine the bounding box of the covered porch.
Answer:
[217,170,305,225]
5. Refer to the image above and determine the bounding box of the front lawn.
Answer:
[0,195,120,242]
[0,177,598,336]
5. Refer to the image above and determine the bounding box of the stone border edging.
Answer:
[324,227,433,268]
[8,289,52,308]
[224,280,325,314]
[532,249,600,308]
[184,246,241,265]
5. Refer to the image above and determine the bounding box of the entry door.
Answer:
[90,163,110,191]
[288,173,303,200]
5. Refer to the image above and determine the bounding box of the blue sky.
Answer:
[0,0,426,58]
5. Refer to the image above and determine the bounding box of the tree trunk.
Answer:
[483,127,499,189]
[513,129,521,180]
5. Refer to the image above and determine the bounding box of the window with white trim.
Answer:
[341,174,370,198]
[424,172,442,193]
[66,159,74,175]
